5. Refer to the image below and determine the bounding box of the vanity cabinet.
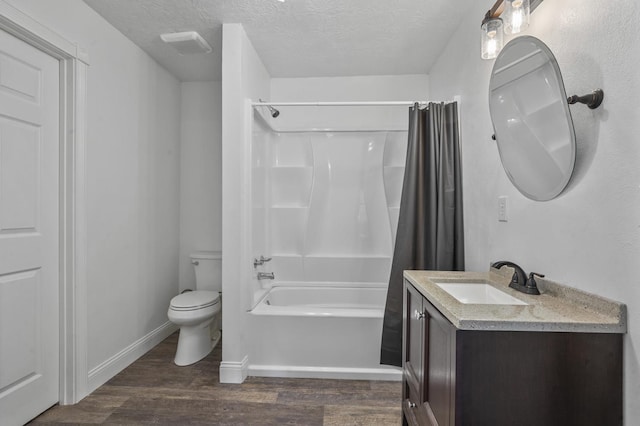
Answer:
[403,281,455,426]
[402,279,623,426]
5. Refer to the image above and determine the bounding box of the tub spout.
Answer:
[257,272,275,280]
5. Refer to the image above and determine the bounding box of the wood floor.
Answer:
[30,333,402,425]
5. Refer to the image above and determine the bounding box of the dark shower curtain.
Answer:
[380,102,465,367]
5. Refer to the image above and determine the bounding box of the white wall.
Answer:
[220,23,272,382]
[4,0,182,392]
[272,74,429,101]
[428,0,640,420]
[179,82,222,291]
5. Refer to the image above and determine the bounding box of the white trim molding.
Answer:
[247,365,402,381]
[87,322,178,394]
[220,356,249,384]
[59,56,89,405]
[0,2,89,65]
[0,0,89,405]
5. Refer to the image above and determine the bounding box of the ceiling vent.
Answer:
[160,31,212,55]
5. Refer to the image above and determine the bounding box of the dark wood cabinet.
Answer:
[403,281,455,426]
[402,279,623,426]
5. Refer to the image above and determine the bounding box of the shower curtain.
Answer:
[380,102,464,367]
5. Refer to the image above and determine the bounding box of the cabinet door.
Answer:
[403,281,431,425]
[403,282,456,426]
[404,282,424,395]
[423,298,456,426]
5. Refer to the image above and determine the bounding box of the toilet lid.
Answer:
[170,290,219,311]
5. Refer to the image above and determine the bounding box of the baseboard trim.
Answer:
[247,364,402,381]
[219,355,249,383]
[87,321,178,394]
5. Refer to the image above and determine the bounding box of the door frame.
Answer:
[0,1,88,405]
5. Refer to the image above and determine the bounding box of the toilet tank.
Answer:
[191,251,222,292]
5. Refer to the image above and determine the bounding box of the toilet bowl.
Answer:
[168,251,223,366]
[168,290,221,366]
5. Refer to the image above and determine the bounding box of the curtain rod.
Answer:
[252,101,440,107]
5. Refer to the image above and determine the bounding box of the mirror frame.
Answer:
[489,35,576,201]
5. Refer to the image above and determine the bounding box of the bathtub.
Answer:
[248,284,402,381]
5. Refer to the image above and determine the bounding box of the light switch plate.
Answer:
[498,196,508,222]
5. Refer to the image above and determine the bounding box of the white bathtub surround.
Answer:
[255,123,408,286]
[250,118,406,379]
[249,285,401,381]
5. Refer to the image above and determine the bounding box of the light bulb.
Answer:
[511,10,523,33]
[487,39,497,57]
[504,0,530,34]
[481,18,503,60]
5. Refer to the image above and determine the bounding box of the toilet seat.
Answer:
[170,290,219,311]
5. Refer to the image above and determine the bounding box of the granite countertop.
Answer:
[404,268,627,334]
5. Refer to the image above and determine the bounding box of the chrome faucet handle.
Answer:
[253,255,272,268]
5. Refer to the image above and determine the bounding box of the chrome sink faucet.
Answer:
[491,260,543,295]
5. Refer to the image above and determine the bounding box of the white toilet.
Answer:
[168,251,222,366]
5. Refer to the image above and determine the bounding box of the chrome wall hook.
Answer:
[567,89,604,109]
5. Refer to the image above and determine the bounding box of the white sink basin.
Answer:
[435,282,528,305]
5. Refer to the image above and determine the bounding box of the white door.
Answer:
[0,28,60,425]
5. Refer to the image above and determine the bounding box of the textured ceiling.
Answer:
[83,0,476,82]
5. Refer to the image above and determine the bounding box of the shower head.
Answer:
[268,105,280,118]
[259,99,280,118]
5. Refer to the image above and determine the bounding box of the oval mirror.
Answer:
[489,36,576,201]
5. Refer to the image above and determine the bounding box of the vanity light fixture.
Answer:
[481,16,504,60]
[503,0,530,34]
[481,0,542,60]
[481,0,505,60]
